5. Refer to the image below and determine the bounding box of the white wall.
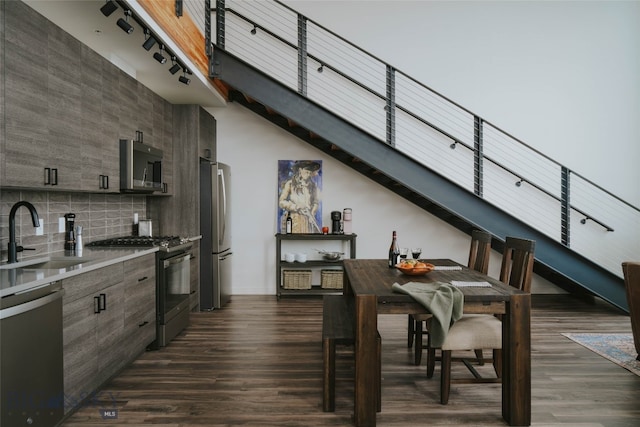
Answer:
[209,102,560,295]
[283,0,640,207]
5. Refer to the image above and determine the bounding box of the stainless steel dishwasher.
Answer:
[1,281,64,427]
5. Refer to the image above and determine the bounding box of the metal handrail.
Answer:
[202,0,639,275]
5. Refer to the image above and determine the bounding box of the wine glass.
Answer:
[399,248,409,259]
[411,248,422,259]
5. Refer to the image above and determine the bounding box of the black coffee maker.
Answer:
[64,213,76,251]
[331,211,342,234]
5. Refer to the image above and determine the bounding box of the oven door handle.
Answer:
[163,253,191,268]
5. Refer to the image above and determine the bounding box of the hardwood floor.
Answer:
[61,294,640,426]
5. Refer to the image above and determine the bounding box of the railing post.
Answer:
[205,0,213,56]
[561,167,570,246]
[215,0,225,49]
[298,15,307,96]
[386,65,396,147]
[474,116,483,197]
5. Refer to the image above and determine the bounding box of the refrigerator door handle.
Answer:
[218,167,227,245]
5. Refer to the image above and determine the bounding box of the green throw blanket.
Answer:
[392,281,464,347]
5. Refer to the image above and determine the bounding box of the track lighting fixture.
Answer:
[317,64,324,73]
[515,179,523,187]
[251,25,257,35]
[169,57,181,75]
[153,45,167,64]
[142,29,157,51]
[117,10,134,34]
[449,141,457,149]
[580,217,589,225]
[179,68,191,85]
[100,0,118,17]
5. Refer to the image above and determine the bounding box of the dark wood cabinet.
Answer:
[62,264,124,413]
[149,105,216,237]
[0,1,173,193]
[62,254,156,414]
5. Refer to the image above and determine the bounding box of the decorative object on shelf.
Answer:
[282,270,312,289]
[320,270,343,289]
[317,250,343,261]
[277,160,322,234]
[343,208,352,234]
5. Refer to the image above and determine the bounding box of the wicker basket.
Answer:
[282,270,312,289]
[321,269,343,289]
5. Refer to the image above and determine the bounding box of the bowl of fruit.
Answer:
[395,259,435,276]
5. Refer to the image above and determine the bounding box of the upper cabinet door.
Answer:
[2,13,81,190]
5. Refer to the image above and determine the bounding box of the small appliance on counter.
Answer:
[331,210,342,234]
[64,213,76,252]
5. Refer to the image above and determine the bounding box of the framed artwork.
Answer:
[277,160,323,233]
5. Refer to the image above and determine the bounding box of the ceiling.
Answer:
[23,0,226,108]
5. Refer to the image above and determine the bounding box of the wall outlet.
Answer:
[58,217,65,233]
[36,223,44,236]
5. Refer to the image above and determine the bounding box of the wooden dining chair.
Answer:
[622,262,640,361]
[408,230,492,366]
[428,236,535,404]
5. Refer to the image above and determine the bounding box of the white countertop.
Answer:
[0,247,159,297]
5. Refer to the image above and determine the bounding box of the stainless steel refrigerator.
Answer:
[200,160,232,310]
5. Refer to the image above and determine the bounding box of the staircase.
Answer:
[205,0,638,312]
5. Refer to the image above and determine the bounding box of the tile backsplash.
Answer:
[0,190,147,261]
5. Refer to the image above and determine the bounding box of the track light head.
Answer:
[117,10,134,34]
[317,64,324,73]
[169,57,181,75]
[100,0,118,17]
[154,52,167,64]
[179,68,191,85]
[250,25,257,35]
[153,45,167,64]
[142,29,157,51]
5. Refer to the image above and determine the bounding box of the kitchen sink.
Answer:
[0,257,94,270]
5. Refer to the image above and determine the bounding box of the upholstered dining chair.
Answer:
[622,262,640,361]
[408,230,492,365]
[428,236,535,404]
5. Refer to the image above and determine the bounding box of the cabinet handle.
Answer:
[99,174,109,189]
[137,276,148,282]
[94,296,101,313]
[44,168,51,185]
[51,168,58,185]
[138,321,149,328]
[99,293,106,311]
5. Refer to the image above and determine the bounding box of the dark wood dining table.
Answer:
[342,259,531,427]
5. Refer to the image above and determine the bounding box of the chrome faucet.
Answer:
[8,201,40,263]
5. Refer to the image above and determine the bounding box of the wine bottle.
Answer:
[285,213,292,234]
[388,230,399,268]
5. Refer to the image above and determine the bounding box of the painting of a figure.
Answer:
[278,160,322,233]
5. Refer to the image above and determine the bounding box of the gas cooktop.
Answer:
[87,236,192,253]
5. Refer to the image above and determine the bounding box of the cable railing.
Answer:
[193,0,639,277]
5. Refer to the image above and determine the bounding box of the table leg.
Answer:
[502,293,531,426]
[354,294,378,427]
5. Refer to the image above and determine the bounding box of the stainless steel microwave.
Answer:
[119,140,163,193]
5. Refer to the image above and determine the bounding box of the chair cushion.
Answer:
[441,314,502,350]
